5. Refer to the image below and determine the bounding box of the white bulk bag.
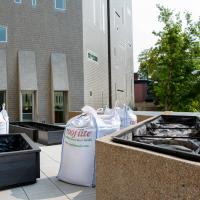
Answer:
[105,105,137,129]
[116,106,137,129]
[97,107,121,137]
[57,106,120,187]
[0,105,9,134]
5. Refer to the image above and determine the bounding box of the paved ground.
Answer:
[0,145,96,200]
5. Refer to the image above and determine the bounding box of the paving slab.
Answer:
[50,177,96,200]
[0,187,28,200]
[0,144,96,200]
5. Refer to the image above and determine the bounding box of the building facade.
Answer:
[0,0,133,123]
[110,0,134,107]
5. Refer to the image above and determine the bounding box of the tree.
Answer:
[139,5,200,111]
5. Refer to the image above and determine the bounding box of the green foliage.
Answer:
[138,5,200,111]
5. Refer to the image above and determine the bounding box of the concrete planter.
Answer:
[10,122,64,145]
[0,133,40,190]
[96,115,200,200]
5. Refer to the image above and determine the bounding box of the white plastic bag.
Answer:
[0,104,9,134]
[57,106,120,187]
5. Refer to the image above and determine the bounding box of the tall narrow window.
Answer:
[122,7,125,24]
[55,0,66,10]
[102,0,105,32]
[15,0,22,3]
[22,92,34,121]
[93,0,96,25]
[32,0,37,7]
[54,91,65,123]
[0,26,7,42]
[0,91,6,110]
[127,7,131,16]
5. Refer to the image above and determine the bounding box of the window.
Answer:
[93,0,96,25]
[101,0,106,32]
[15,0,22,3]
[32,0,37,7]
[127,7,131,16]
[54,91,65,123]
[0,26,7,42]
[114,47,117,56]
[55,0,66,10]
[122,7,125,24]
[21,92,34,121]
[0,91,6,110]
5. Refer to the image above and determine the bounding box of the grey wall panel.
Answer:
[110,0,134,107]
[0,49,7,90]
[51,53,69,91]
[82,0,109,108]
[82,0,133,108]
[18,51,38,91]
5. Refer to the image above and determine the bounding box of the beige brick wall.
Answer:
[0,0,134,122]
[0,0,84,122]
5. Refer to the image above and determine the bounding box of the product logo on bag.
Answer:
[67,129,91,138]
[64,127,94,147]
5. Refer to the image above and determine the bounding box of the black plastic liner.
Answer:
[113,115,200,162]
[0,134,31,153]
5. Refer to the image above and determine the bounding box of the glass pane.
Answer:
[23,113,33,121]
[15,0,22,3]
[0,91,5,110]
[0,26,6,42]
[22,93,33,121]
[56,0,65,9]
[32,0,36,6]
[54,91,65,123]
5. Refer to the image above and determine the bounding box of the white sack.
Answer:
[117,106,137,129]
[105,105,137,129]
[0,105,9,134]
[57,106,120,187]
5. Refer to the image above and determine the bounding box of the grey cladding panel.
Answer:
[51,53,69,91]
[0,49,7,90]
[18,51,38,90]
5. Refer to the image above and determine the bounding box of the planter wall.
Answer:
[10,122,65,145]
[0,133,40,189]
[96,115,200,200]
[9,124,38,142]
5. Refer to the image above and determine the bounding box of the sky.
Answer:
[132,0,200,72]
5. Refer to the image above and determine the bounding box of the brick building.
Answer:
[0,0,133,123]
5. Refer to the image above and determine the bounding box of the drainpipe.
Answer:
[107,0,112,108]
